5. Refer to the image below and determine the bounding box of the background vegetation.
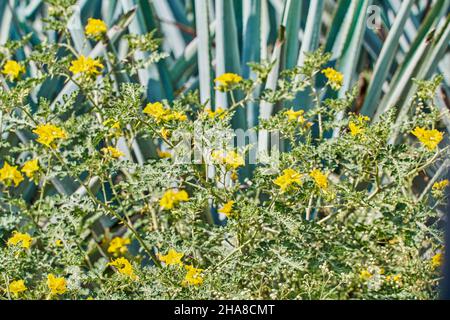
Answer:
[0,0,449,300]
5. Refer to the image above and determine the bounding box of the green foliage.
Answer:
[0,0,448,300]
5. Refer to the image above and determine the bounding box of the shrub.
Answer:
[0,0,448,300]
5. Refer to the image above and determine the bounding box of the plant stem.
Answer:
[51,150,161,268]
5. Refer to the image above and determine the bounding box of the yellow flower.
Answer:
[107,237,131,256]
[349,122,364,136]
[167,111,188,122]
[21,159,39,179]
[7,231,32,249]
[159,189,189,210]
[218,201,234,217]
[386,274,402,284]
[348,115,370,137]
[431,252,443,269]
[9,280,27,296]
[55,239,63,247]
[69,55,104,77]
[215,73,243,91]
[47,274,67,295]
[310,169,328,190]
[359,269,372,281]
[33,124,67,148]
[211,150,244,169]
[225,151,245,169]
[157,248,184,266]
[182,265,204,286]
[411,127,444,151]
[274,168,302,192]
[157,149,172,159]
[143,102,187,123]
[160,128,170,140]
[103,119,121,137]
[143,102,167,122]
[285,109,305,123]
[0,162,24,187]
[85,18,107,39]
[432,180,449,191]
[2,60,25,81]
[205,107,226,119]
[101,146,124,159]
[108,257,137,279]
[322,68,344,90]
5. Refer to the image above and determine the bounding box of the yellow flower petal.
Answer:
[47,274,67,295]
[9,280,27,295]
[274,169,302,192]
[411,127,444,151]
[159,189,189,210]
[69,55,104,77]
[218,200,234,217]
[0,162,24,187]
[33,124,67,148]
[322,68,343,91]
[21,159,39,179]
[85,18,107,39]
[2,60,25,81]
[157,248,184,266]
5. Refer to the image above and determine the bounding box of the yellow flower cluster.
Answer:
[160,128,170,140]
[182,265,204,286]
[310,169,328,190]
[285,109,306,123]
[69,55,104,77]
[433,180,449,191]
[85,18,107,39]
[109,257,137,279]
[143,102,187,123]
[322,68,344,90]
[211,150,244,170]
[205,107,226,119]
[215,73,243,91]
[47,274,67,295]
[9,280,27,296]
[158,248,204,286]
[349,122,363,136]
[361,269,402,286]
[218,200,235,217]
[7,231,32,249]
[2,60,25,81]
[107,237,131,256]
[159,189,189,210]
[157,248,184,266]
[411,127,444,151]
[101,146,124,159]
[431,252,443,269]
[274,168,302,192]
[359,269,372,281]
[33,124,67,148]
[385,274,402,284]
[0,162,24,187]
[348,114,370,137]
